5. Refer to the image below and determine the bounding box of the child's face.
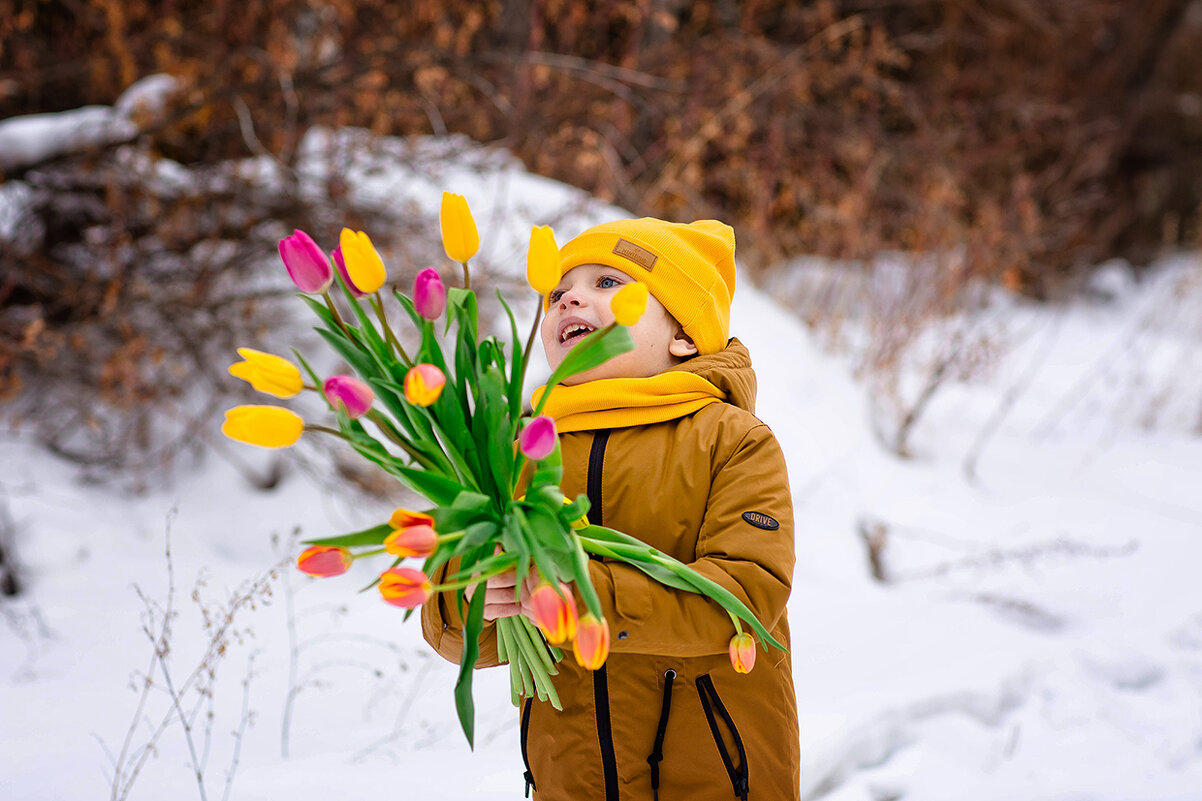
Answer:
[541,263,695,384]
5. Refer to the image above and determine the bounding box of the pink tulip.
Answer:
[297,546,352,577]
[279,230,333,294]
[729,632,756,674]
[384,524,438,559]
[519,415,557,461]
[331,245,367,298]
[528,582,578,645]
[323,375,374,419]
[413,267,446,320]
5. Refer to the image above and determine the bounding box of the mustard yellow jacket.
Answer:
[421,339,799,800]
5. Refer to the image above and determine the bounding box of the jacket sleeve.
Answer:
[586,423,794,658]
[420,557,501,668]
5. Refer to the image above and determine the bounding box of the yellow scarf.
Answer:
[530,372,726,433]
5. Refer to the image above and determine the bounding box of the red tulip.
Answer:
[573,614,610,670]
[528,582,578,645]
[279,230,333,294]
[378,567,433,608]
[384,524,438,559]
[519,415,557,461]
[413,267,446,320]
[323,374,374,419]
[729,632,755,674]
[297,545,351,577]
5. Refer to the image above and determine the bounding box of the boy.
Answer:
[421,218,799,800]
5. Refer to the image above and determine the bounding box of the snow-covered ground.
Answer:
[3,121,1202,801]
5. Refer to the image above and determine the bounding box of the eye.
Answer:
[597,276,623,289]
[548,289,564,302]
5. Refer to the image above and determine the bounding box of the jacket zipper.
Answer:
[521,696,536,797]
[696,673,750,800]
[588,429,620,801]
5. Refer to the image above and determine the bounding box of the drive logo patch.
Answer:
[742,511,779,531]
[612,238,658,271]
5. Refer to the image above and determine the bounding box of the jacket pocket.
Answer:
[696,673,749,801]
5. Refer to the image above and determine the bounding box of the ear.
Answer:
[668,328,698,358]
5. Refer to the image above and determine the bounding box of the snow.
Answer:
[4,122,1202,800]
[0,74,179,173]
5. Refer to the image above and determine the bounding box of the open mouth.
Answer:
[558,320,596,345]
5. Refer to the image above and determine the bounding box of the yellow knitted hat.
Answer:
[552,217,737,355]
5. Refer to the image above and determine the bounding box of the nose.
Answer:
[556,287,584,308]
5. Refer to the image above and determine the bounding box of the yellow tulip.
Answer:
[526,225,560,295]
[338,228,387,294]
[440,192,479,263]
[228,348,303,398]
[221,405,304,448]
[610,281,648,326]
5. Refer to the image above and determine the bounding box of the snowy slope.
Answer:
[3,125,1202,801]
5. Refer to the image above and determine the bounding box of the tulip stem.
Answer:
[520,298,542,386]
[433,564,512,592]
[371,293,412,366]
[365,411,441,472]
[304,424,348,439]
[460,260,471,292]
[322,290,350,338]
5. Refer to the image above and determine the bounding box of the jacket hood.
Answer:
[670,337,756,414]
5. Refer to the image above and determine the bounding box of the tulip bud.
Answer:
[519,415,557,461]
[403,363,446,407]
[378,567,433,608]
[729,632,756,674]
[440,192,479,263]
[297,545,352,577]
[384,524,438,559]
[573,614,611,670]
[610,282,649,326]
[221,405,304,448]
[323,374,374,419]
[562,497,589,530]
[228,348,304,399]
[413,267,447,320]
[331,246,367,298]
[389,508,436,529]
[526,225,560,296]
[339,228,387,294]
[279,230,333,294]
[528,582,578,645]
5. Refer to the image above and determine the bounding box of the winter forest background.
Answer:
[3,2,1202,799]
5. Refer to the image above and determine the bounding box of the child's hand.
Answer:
[467,570,537,621]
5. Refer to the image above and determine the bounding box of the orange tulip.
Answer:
[378,567,433,608]
[573,614,610,670]
[403,363,445,407]
[384,524,438,559]
[297,546,352,577]
[388,508,435,529]
[528,582,578,645]
[729,632,756,674]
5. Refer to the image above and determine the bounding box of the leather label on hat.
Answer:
[742,511,780,531]
[613,238,658,271]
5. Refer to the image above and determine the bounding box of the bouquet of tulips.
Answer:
[221,193,783,746]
